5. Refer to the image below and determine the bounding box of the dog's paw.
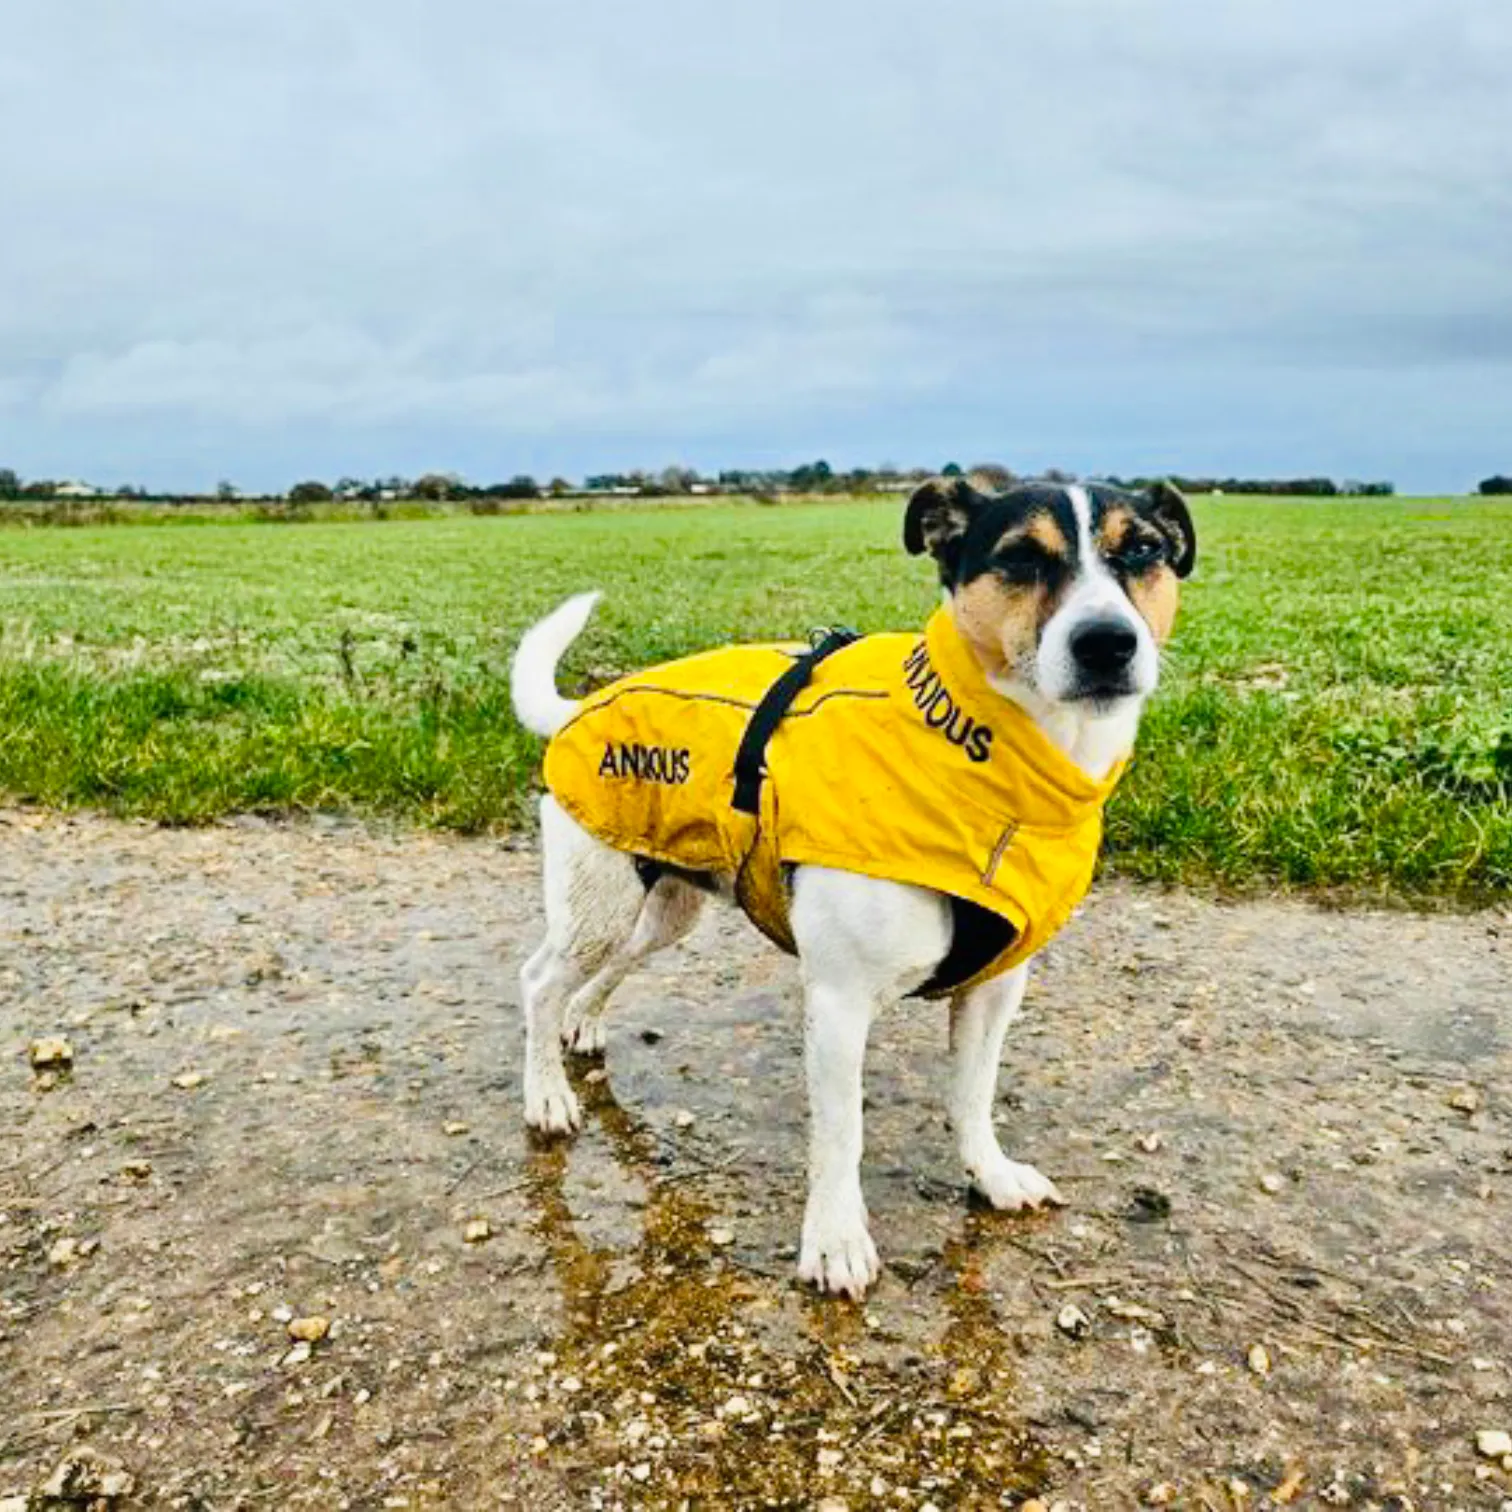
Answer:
[559,1009,607,1057]
[524,1075,582,1136]
[968,1155,1066,1212]
[798,1206,880,1300]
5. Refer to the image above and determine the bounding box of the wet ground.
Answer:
[1,810,1509,1510]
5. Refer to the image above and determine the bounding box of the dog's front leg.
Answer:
[797,978,879,1299]
[790,867,951,1300]
[949,965,1065,1210]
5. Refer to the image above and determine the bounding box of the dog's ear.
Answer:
[1147,481,1196,578]
[903,477,988,567]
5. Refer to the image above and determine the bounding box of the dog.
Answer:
[509,477,1195,1298]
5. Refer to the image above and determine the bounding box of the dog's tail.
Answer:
[510,591,602,737]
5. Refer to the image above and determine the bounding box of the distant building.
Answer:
[53,481,99,498]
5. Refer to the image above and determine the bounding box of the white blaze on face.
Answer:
[1035,484,1161,703]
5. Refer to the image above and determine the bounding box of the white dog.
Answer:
[509,478,1195,1298]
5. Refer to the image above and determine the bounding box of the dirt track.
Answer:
[1,811,1509,1510]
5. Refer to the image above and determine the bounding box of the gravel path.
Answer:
[1,811,1509,1510]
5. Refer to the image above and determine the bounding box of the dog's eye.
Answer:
[1115,537,1164,570]
[994,541,1052,577]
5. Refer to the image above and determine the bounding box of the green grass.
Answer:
[0,495,1508,901]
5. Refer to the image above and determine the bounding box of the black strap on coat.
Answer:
[730,627,859,815]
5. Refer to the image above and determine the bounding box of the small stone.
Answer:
[1258,1172,1286,1194]
[39,1445,135,1501]
[287,1315,330,1343]
[1449,1088,1481,1115]
[630,1463,651,1482]
[959,1265,988,1295]
[673,1109,696,1129]
[462,1218,492,1244]
[1021,1502,1049,1512]
[1145,1485,1178,1506]
[118,1159,153,1183]
[708,1227,735,1247]
[948,1366,982,1398]
[47,1237,80,1268]
[281,1340,313,1367]
[817,1500,850,1512]
[442,1121,470,1137]
[1137,1131,1163,1153]
[0,1495,28,1512]
[171,1071,206,1090]
[1056,1303,1091,1339]
[1248,1344,1272,1376]
[1476,1429,1512,1459]
[29,1037,73,1072]
[817,1447,843,1474]
[721,1394,751,1417]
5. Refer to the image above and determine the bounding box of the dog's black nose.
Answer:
[1070,620,1138,676]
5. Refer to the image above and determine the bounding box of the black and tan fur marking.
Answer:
[1091,494,1181,645]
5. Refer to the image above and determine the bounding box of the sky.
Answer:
[1,0,1508,495]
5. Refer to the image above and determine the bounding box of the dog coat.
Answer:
[543,607,1126,995]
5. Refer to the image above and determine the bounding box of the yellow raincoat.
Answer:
[543,608,1126,994]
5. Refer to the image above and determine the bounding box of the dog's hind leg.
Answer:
[521,797,644,1135]
[948,964,1065,1210]
[560,876,704,1055]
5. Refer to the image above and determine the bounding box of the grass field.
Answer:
[0,495,1508,901]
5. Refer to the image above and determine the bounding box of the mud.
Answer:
[1,810,1509,1510]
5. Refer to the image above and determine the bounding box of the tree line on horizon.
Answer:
[10,462,1505,506]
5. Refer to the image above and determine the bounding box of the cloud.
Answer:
[40,293,941,431]
[0,0,1508,489]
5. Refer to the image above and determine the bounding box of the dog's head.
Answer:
[904,477,1195,710]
